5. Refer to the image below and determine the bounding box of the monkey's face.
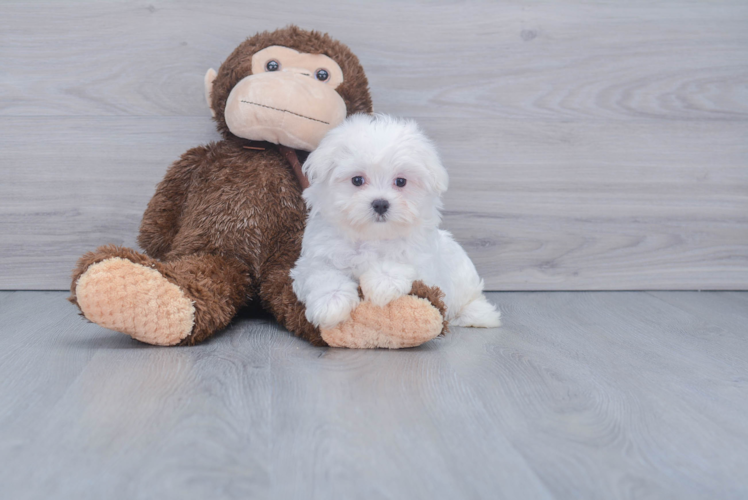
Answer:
[208,27,372,150]
[219,46,348,151]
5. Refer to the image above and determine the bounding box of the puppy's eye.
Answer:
[351,176,365,187]
[315,69,329,81]
[395,178,407,188]
[266,60,280,71]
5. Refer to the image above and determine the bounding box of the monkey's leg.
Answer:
[260,255,447,349]
[258,256,326,346]
[70,245,251,346]
[319,281,448,349]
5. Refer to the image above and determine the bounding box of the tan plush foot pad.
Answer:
[75,258,195,346]
[321,295,443,349]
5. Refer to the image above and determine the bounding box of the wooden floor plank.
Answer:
[466,292,748,499]
[1,306,276,498]
[1,291,747,499]
[0,292,99,441]
[266,326,552,500]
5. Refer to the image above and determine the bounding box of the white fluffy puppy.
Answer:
[291,114,501,330]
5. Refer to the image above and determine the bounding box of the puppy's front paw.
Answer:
[305,289,361,329]
[360,266,415,307]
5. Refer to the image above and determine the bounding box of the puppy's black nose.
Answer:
[371,199,390,215]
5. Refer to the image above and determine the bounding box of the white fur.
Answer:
[291,114,501,330]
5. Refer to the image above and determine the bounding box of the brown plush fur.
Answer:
[69,26,444,346]
[409,281,449,335]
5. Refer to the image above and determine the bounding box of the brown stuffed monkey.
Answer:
[69,26,446,348]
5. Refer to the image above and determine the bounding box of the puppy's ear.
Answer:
[303,126,350,184]
[305,113,371,184]
[422,147,449,194]
[411,126,449,194]
[303,143,336,185]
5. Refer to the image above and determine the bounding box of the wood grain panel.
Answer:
[1,0,746,289]
[435,118,748,289]
[0,116,221,289]
[2,291,747,498]
[3,1,747,121]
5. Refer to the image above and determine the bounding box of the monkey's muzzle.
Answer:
[224,71,347,151]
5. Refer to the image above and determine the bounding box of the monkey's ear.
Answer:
[204,68,217,117]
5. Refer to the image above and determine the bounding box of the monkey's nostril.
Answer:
[371,199,389,215]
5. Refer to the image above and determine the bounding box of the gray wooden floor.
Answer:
[1,292,746,499]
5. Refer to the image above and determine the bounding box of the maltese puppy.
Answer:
[291,114,501,330]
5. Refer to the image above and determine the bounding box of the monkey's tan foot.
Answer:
[75,257,195,346]
[320,282,446,349]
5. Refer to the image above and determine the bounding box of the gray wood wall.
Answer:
[1,0,747,290]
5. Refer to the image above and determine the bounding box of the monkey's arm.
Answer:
[137,145,209,259]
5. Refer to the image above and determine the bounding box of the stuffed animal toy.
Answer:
[69,26,446,349]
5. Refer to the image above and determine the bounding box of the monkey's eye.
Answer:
[352,176,365,187]
[266,60,280,72]
[395,178,407,188]
[315,69,329,81]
